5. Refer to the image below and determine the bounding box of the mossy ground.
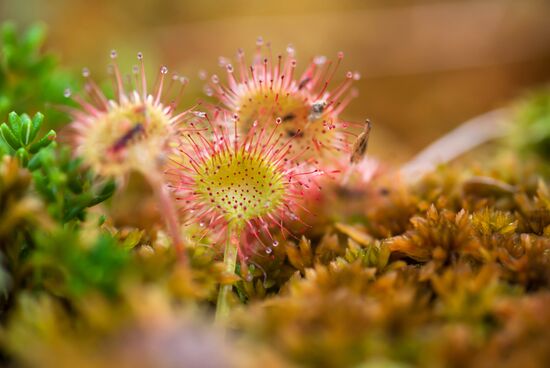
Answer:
[1,23,550,368]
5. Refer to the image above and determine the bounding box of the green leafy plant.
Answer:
[0,110,115,223]
[30,229,130,299]
[29,145,115,223]
[0,111,55,166]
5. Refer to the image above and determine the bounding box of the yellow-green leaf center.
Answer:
[194,149,286,224]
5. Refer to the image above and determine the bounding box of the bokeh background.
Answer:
[1,0,550,164]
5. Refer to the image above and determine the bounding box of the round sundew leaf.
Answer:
[194,149,286,224]
[205,44,358,164]
[78,99,172,177]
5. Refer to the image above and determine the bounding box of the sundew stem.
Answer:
[143,170,186,262]
[216,223,240,324]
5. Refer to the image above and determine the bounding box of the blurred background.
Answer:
[1,0,550,164]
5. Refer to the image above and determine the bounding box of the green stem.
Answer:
[215,223,239,324]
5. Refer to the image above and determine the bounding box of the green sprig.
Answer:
[0,111,55,166]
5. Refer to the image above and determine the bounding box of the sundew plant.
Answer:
[0,21,550,368]
[66,51,191,259]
